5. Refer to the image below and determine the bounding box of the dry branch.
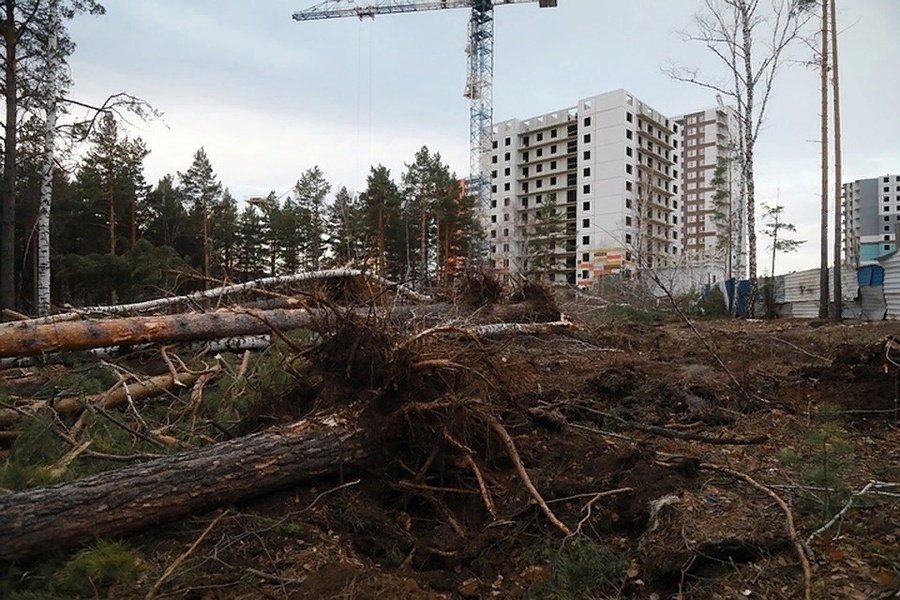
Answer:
[701,463,812,600]
[54,371,205,415]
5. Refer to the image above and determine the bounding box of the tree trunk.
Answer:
[741,0,757,317]
[36,0,59,317]
[830,0,842,321]
[1,0,19,313]
[0,412,373,560]
[819,0,829,319]
[0,307,316,358]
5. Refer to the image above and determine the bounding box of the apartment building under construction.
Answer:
[485,89,682,286]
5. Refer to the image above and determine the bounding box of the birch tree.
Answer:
[35,0,58,315]
[665,0,812,315]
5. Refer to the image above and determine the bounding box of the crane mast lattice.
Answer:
[292,0,557,213]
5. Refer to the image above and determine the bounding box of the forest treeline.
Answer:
[9,113,482,310]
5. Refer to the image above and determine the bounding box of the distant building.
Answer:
[485,89,682,287]
[673,105,745,283]
[843,174,900,265]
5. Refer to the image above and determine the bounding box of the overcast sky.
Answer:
[64,0,899,274]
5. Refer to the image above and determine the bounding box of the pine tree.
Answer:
[292,166,330,271]
[358,165,403,279]
[325,185,359,267]
[75,112,149,255]
[235,202,268,278]
[177,147,222,279]
[209,189,238,279]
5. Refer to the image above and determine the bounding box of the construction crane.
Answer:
[292,0,558,212]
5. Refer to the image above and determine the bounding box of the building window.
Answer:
[886,245,893,250]
[491,215,497,223]
[536,180,543,188]
[625,216,632,226]
[492,155,498,164]
[492,140,498,149]
[523,151,529,161]
[626,112,633,122]
[550,176,557,185]
[550,144,557,154]
[536,194,543,204]
[503,243,509,251]
[625,198,632,208]
[550,160,557,169]
[885,216,890,221]
[551,129,558,138]
[626,164,633,174]
[490,230,496,238]
[504,167,510,176]
[504,182,510,191]
[626,181,632,191]
[626,147,633,157]
[885,226,891,231]
[491,170,497,178]
[503,198,510,206]
[504,152,510,161]
[490,199,497,208]
[626,129,633,139]
[536,164,543,173]
[583,167,591,177]
[583,184,591,194]
[583,201,590,210]
[491,185,497,193]
[625,234,632,244]
[582,253,590,262]
[584,117,592,127]
[503,229,509,237]
[536,148,543,157]
[581,270,589,280]
[583,150,591,160]
[504,137,511,146]
[584,133,591,143]
[582,218,590,228]
[537,132,543,141]
[582,235,590,245]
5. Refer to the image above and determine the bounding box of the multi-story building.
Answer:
[843,174,900,265]
[673,105,745,283]
[485,89,682,287]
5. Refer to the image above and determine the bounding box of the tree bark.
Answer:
[819,0,830,318]
[1,0,20,313]
[0,307,316,358]
[830,0,842,321]
[0,412,373,560]
[36,0,59,317]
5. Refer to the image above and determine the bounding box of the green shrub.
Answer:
[526,538,627,599]
[53,540,141,597]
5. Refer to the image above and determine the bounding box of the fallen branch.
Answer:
[483,414,573,536]
[805,481,899,545]
[572,405,767,445]
[701,463,812,600]
[53,371,205,415]
[145,509,230,600]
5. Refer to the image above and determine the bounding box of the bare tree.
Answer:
[830,0,842,321]
[818,0,829,318]
[665,0,813,316]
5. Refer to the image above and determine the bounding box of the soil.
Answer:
[1,290,899,600]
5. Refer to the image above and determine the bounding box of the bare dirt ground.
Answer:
[1,287,898,599]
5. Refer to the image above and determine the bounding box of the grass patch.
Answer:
[53,540,142,598]
[526,538,627,599]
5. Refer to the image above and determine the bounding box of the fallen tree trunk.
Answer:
[52,371,205,415]
[21,269,432,326]
[0,411,373,561]
[0,308,315,358]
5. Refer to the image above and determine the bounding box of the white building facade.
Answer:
[485,89,682,287]
[843,174,900,265]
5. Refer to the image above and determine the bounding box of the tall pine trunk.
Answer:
[818,0,829,318]
[1,0,19,313]
[830,0,842,321]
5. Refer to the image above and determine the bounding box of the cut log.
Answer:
[0,411,373,560]
[0,308,315,358]
[53,371,204,415]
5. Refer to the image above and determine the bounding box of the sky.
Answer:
[64,0,900,274]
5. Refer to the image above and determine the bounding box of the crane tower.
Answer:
[292,0,558,212]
